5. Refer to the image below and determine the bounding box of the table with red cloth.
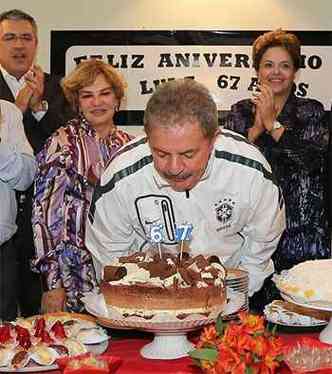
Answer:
[43,331,332,374]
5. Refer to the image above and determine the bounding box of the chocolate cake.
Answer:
[100,251,227,317]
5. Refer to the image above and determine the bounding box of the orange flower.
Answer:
[218,345,241,372]
[190,312,283,374]
[238,312,265,334]
[196,325,216,349]
[237,333,256,354]
[222,323,241,348]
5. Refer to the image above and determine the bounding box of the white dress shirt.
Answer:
[0,100,36,245]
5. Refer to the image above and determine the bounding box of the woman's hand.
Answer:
[248,94,266,142]
[41,288,66,313]
[251,83,277,132]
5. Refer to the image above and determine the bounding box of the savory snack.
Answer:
[100,251,227,318]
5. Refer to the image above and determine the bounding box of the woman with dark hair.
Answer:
[224,30,330,310]
[32,59,133,313]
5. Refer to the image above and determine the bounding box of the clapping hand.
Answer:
[251,83,277,133]
[26,65,45,112]
[15,80,34,113]
[15,65,45,114]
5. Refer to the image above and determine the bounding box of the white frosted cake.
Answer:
[275,259,332,304]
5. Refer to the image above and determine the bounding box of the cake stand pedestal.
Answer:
[140,331,194,359]
[282,293,332,344]
[92,313,218,360]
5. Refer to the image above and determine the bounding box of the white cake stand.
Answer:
[282,293,332,344]
[96,315,215,359]
[84,292,244,360]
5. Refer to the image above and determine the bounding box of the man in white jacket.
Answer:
[0,99,36,321]
[86,79,285,300]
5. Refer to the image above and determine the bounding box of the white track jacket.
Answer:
[86,129,285,295]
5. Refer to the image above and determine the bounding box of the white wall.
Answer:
[1,0,332,72]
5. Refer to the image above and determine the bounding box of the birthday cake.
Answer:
[274,259,332,305]
[100,251,227,318]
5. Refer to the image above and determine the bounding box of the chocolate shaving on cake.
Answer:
[179,267,202,285]
[178,268,195,286]
[187,268,202,282]
[103,265,127,281]
[193,255,210,269]
[139,262,176,279]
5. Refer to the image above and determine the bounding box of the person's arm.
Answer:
[269,101,329,171]
[31,133,71,311]
[0,144,36,191]
[238,164,286,296]
[0,101,36,191]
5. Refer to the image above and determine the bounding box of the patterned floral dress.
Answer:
[31,115,133,312]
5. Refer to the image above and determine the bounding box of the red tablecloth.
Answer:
[41,333,332,373]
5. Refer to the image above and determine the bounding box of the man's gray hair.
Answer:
[0,9,38,35]
[144,78,218,139]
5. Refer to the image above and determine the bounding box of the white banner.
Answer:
[65,45,332,111]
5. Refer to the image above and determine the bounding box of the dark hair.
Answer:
[144,78,218,139]
[252,29,301,71]
[61,59,126,112]
[0,9,38,35]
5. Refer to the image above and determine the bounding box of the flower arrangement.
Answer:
[189,312,283,374]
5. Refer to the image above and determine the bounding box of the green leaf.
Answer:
[267,322,278,336]
[245,367,255,374]
[276,354,284,362]
[253,331,263,337]
[215,312,225,336]
[271,323,278,336]
[188,348,218,362]
[191,358,203,368]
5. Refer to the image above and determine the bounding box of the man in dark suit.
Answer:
[0,9,74,317]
